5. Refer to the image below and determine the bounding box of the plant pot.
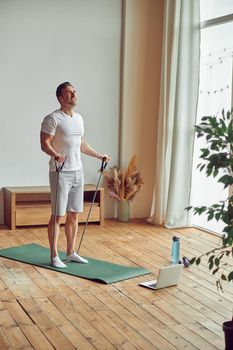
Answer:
[223,320,233,350]
[117,200,130,222]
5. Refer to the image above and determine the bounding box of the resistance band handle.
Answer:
[100,156,108,172]
[55,159,66,172]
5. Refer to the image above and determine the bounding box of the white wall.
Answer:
[0,0,121,223]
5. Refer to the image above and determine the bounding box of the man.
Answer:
[40,82,111,268]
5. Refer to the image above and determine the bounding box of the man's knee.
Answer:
[66,212,79,224]
[49,215,64,225]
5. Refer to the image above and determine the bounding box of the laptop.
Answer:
[139,264,183,290]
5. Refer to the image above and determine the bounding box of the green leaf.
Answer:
[213,168,219,177]
[199,164,205,172]
[209,116,217,127]
[201,116,210,121]
[196,257,201,266]
[185,206,193,211]
[218,175,233,188]
[207,212,214,221]
[228,271,233,282]
[194,206,207,215]
[220,118,227,131]
[212,267,219,275]
[221,109,225,119]
[221,274,227,281]
[209,261,214,270]
[212,204,221,208]
[218,252,224,260]
[210,141,219,151]
[208,255,215,263]
[205,128,213,134]
[200,148,209,158]
[214,257,220,267]
[206,167,213,177]
[227,119,233,135]
[190,257,196,264]
[227,237,233,246]
[216,280,223,292]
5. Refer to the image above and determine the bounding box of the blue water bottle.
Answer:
[172,236,180,264]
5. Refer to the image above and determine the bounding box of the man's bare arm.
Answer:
[80,138,111,162]
[40,131,65,162]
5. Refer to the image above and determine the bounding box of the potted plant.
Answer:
[103,155,143,222]
[186,107,233,349]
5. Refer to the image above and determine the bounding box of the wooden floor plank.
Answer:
[34,297,96,350]
[0,220,232,350]
[75,286,174,350]
[17,298,77,350]
[49,294,117,350]
[0,328,11,350]
[0,300,33,349]
[108,284,197,350]
[113,278,221,350]
[1,326,33,349]
[20,325,54,350]
[87,283,180,350]
[2,300,33,326]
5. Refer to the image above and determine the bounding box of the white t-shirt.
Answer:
[41,109,84,172]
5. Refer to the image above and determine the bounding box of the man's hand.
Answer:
[101,154,111,163]
[54,154,66,163]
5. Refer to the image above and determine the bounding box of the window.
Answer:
[200,0,233,21]
[190,2,233,235]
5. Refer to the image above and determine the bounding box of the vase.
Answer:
[223,320,233,350]
[117,200,130,222]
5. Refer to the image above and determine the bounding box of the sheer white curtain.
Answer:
[149,0,200,228]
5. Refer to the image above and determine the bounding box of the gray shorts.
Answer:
[49,170,84,216]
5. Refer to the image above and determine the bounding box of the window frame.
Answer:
[192,13,233,236]
[201,13,233,29]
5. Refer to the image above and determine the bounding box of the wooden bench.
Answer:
[4,185,104,230]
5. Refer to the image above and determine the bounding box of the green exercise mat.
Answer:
[0,243,150,284]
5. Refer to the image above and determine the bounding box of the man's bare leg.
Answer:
[65,212,79,255]
[48,215,67,268]
[65,212,88,263]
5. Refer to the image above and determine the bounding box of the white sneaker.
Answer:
[51,256,67,268]
[65,252,88,264]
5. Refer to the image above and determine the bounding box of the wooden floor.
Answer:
[0,219,232,350]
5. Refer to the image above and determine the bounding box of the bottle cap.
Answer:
[172,236,180,241]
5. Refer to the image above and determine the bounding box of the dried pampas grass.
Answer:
[103,155,143,201]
